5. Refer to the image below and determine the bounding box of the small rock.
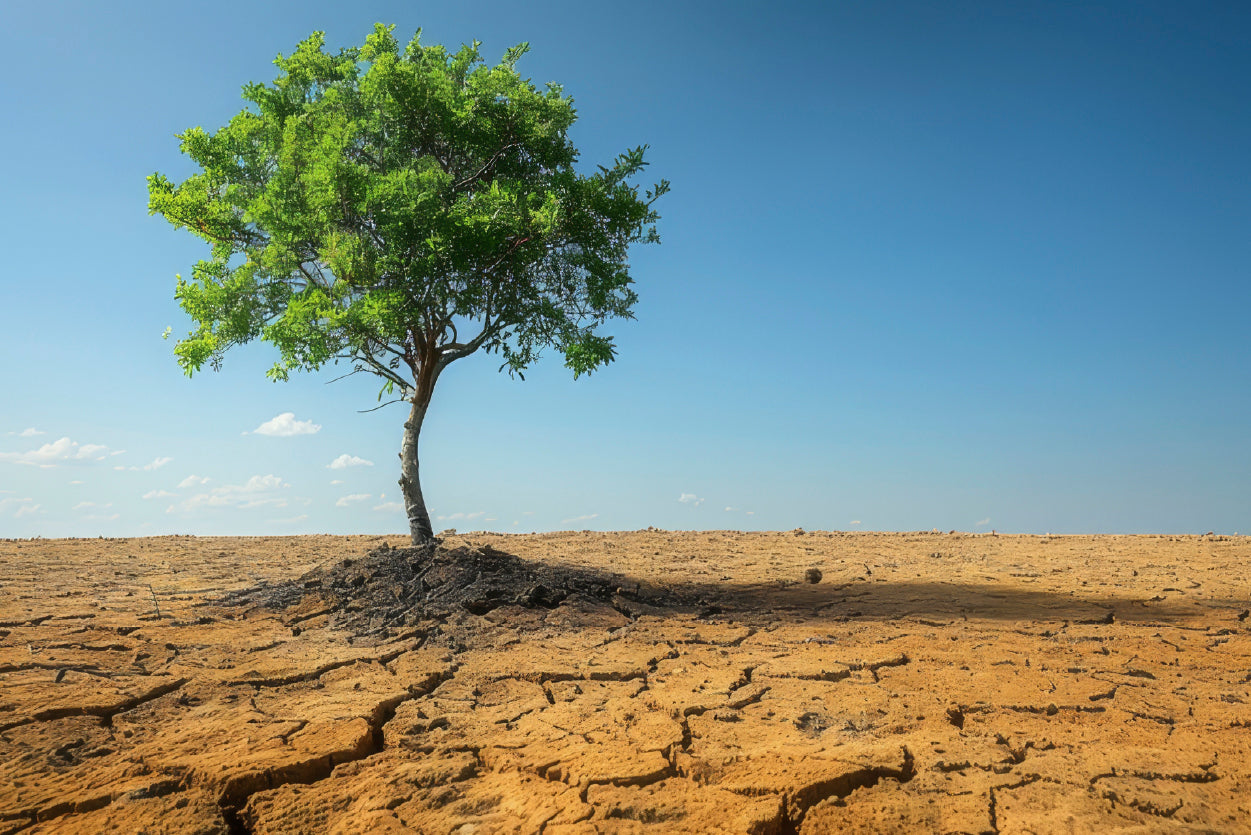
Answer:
[804,568,823,584]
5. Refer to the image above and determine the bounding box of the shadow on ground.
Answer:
[216,542,1233,633]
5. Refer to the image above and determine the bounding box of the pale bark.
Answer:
[398,394,434,545]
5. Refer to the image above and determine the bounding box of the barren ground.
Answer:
[1,531,1249,834]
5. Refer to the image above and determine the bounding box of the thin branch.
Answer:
[323,367,367,385]
[453,141,520,190]
[352,351,411,390]
[358,398,406,413]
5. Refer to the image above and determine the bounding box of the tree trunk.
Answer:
[398,393,434,545]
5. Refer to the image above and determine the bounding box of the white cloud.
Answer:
[110,450,126,457]
[73,501,112,511]
[172,474,289,513]
[561,513,599,525]
[327,454,374,469]
[678,493,705,506]
[113,465,126,471]
[0,437,110,468]
[133,457,173,471]
[15,503,41,518]
[975,517,991,528]
[0,496,34,516]
[336,493,371,507]
[69,480,84,485]
[849,520,861,526]
[252,412,321,437]
[18,428,45,437]
[178,475,210,488]
[437,511,485,521]
[85,513,120,521]
[373,501,405,513]
[142,489,175,500]
[329,479,344,485]
[270,514,310,524]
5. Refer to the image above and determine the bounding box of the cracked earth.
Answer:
[1,531,1249,833]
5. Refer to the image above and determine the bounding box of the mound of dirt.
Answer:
[225,541,704,636]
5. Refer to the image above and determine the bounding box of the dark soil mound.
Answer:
[214,541,691,636]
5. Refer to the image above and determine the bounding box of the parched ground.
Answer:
[1,531,1249,834]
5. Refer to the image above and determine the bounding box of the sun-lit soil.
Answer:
[1,531,1249,833]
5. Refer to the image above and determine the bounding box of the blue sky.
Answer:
[1,0,1248,537]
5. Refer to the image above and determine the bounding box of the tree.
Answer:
[148,24,667,544]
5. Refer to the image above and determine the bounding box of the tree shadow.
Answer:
[642,575,1232,625]
[232,542,1243,632]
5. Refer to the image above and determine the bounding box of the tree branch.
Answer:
[357,398,406,413]
[453,141,519,191]
[351,349,411,390]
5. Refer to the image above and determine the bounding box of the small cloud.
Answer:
[849,520,861,526]
[975,517,991,528]
[110,450,126,457]
[133,457,173,471]
[178,475,210,488]
[73,501,112,511]
[18,427,45,437]
[679,493,705,506]
[0,437,111,468]
[251,412,321,437]
[269,514,310,524]
[85,513,120,521]
[0,496,34,516]
[113,465,126,471]
[561,513,599,525]
[69,480,84,485]
[437,511,485,521]
[329,479,344,485]
[15,503,41,518]
[327,454,374,469]
[373,501,405,513]
[336,493,371,507]
[171,474,288,513]
[142,489,176,500]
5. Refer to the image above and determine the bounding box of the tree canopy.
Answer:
[149,23,666,394]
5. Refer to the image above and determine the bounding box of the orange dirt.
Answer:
[1,531,1249,833]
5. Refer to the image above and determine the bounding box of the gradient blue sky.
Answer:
[1,1,1248,537]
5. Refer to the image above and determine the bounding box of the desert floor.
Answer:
[1,531,1249,834]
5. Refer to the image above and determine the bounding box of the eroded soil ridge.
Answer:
[1,531,1249,833]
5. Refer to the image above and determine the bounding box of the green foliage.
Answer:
[149,23,666,394]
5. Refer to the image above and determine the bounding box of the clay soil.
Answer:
[2,531,1250,834]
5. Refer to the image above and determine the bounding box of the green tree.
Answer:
[148,24,667,544]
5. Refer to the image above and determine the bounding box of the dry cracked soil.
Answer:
[1,530,1250,834]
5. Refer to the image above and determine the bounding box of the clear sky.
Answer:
[1,0,1248,537]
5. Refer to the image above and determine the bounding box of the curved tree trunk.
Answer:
[398,393,434,545]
